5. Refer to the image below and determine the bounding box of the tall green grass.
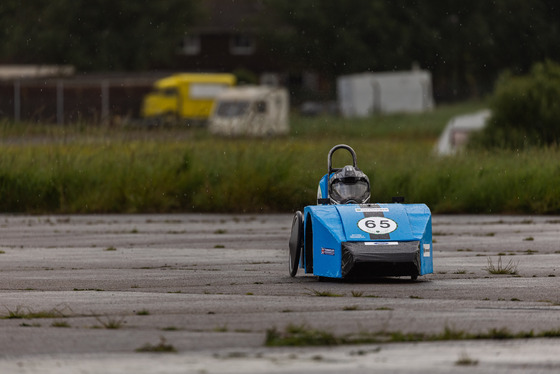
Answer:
[1,101,559,214]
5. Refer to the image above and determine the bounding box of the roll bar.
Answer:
[328,144,358,175]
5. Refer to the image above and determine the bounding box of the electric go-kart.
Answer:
[289,144,433,280]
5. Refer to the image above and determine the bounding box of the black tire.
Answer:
[288,211,304,277]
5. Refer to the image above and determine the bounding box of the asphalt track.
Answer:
[0,213,559,373]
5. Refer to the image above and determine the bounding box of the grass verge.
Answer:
[2,101,560,214]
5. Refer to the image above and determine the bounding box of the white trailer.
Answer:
[435,109,491,155]
[209,86,289,137]
[337,70,435,117]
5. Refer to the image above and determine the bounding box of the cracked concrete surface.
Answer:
[0,213,559,373]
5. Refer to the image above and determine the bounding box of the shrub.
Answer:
[473,60,560,149]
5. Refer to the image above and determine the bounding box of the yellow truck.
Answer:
[141,73,236,125]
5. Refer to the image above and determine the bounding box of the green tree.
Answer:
[262,1,405,76]
[0,0,201,71]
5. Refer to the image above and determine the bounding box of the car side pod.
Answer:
[288,203,433,280]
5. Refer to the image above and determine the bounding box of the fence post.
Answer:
[57,80,64,125]
[101,80,109,124]
[14,80,21,122]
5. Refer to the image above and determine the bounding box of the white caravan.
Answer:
[209,86,289,136]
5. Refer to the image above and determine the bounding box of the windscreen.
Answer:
[215,101,250,117]
[156,87,178,96]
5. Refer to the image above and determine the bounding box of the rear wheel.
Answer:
[288,211,304,277]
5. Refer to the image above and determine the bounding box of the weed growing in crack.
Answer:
[3,306,68,319]
[485,256,518,275]
[51,321,71,328]
[455,352,479,366]
[213,325,229,332]
[136,337,176,353]
[266,324,340,346]
[94,315,126,329]
[20,322,41,327]
[264,324,560,347]
[307,289,343,297]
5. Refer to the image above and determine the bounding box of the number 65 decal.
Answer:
[357,217,398,235]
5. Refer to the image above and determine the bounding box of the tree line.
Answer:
[1,0,559,100]
[0,0,199,71]
[262,0,560,100]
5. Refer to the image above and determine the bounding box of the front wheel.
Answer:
[288,211,304,277]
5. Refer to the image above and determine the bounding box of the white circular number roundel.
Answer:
[357,217,398,235]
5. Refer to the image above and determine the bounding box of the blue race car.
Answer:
[289,144,433,280]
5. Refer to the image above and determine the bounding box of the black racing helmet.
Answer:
[329,165,370,204]
[327,144,371,204]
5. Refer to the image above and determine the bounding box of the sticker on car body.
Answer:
[321,248,335,255]
[357,217,398,235]
[355,207,389,213]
